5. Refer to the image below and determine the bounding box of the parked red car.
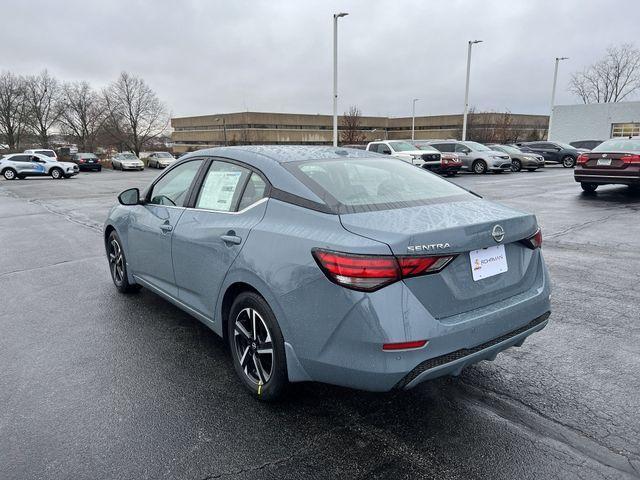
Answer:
[574,138,640,192]
[411,141,463,176]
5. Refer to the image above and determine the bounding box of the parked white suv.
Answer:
[366,141,430,167]
[24,148,57,160]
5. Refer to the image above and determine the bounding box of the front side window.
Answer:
[36,150,55,157]
[291,157,471,213]
[196,161,251,212]
[149,160,203,206]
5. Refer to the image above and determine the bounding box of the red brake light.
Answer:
[382,340,428,351]
[312,249,456,292]
[621,154,640,164]
[577,154,589,165]
[520,228,542,249]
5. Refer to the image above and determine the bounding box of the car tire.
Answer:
[562,156,576,168]
[97,166,102,172]
[472,160,487,174]
[228,291,288,402]
[511,159,522,172]
[50,168,63,179]
[581,183,598,193]
[106,231,141,294]
[2,168,17,180]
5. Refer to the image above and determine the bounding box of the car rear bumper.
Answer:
[289,253,551,392]
[79,164,101,171]
[575,168,640,185]
[395,312,550,389]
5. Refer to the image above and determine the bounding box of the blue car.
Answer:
[105,146,551,401]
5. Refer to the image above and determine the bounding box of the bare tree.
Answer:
[569,44,640,103]
[103,72,168,156]
[340,105,366,145]
[0,71,29,150]
[24,70,63,147]
[60,81,106,151]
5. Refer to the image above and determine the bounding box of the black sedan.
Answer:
[71,153,102,172]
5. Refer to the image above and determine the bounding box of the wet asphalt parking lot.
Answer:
[1,164,639,480]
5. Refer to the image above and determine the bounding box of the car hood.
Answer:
[57,161,78,168]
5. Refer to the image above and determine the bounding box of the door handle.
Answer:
[160,223,173,233]
[220,234,242,245]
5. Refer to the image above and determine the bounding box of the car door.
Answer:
[171,160,269,321]
[127,159,205,296]
[453,143,473,169]
[10,155,36,176]
[30,155,49,175]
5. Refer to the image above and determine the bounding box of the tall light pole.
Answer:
[333,12,348,147]
[411,98,419,140]
[547,56,569,141]
[462,40,483,141]
[215,117,227,146]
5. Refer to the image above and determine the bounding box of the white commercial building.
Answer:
[549,101,640,143]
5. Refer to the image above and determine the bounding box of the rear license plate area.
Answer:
[597,159,612,166]
[470,245,508,281]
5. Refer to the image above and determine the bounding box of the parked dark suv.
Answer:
[517,141,579,168]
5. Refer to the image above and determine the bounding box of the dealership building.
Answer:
[171,111,549,152]
[549,101,640,143]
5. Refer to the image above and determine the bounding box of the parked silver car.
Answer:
[0,153,79,180]
[111,153,144,171]
[147,152,175,169]
[487,144,545,172]
[427,140,512,174]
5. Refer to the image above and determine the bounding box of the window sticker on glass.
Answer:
[197,170,243,211]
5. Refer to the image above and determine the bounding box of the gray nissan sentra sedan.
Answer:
[104,146,551,401]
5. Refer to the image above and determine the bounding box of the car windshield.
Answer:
[412,143,439,153]
[79,153,97,159]
[388,141,417,152]
[121,154,138,160]
[157,152,174,158]
[288,157,471,213]
[494,145,521,155]
[462,141,491,152]
[592,139,640,153]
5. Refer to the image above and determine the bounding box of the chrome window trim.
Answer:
[185,197,268,215]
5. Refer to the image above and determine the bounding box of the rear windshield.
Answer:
[287,157,472,214]
[592,139,640,153]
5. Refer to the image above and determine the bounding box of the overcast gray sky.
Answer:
[2,0,639,118]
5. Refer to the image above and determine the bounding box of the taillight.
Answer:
[312,249,455,292]
[520,229,542,249]
[577,154,589,165]
[621,154,640,164]
[382,340,428,351]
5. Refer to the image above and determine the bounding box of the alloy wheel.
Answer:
[4,169,16,180]
[562,156,576,168]
[51,169,62,179]
[108,238,125,285]
[233,308,274,385]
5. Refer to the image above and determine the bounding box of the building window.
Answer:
[611,123,640,138]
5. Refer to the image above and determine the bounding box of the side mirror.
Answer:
[382,150,391,155]
[118,188,141,206]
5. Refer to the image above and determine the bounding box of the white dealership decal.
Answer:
[469,244,508,281]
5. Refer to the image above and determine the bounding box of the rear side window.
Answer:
[290,157,471,213]
[149,160,203,206]
[36,150,55,157]
[238,173,267,210]
[196,161,251,212]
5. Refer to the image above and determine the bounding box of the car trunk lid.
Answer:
[339,199,540,319]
